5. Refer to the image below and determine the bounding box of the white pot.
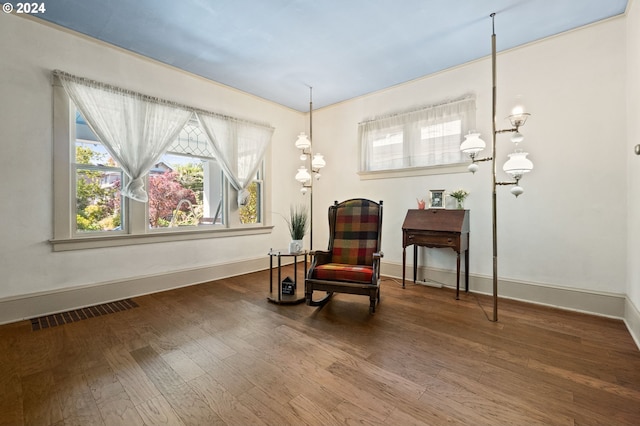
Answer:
[289,240,303,253]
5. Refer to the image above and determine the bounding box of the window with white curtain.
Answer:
[71,110,263,234]
[51,73,272,251]
[359,97,476,173]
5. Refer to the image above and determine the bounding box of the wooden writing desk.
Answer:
[402,209,470,299]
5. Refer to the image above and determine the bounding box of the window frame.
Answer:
[51,81,272,252]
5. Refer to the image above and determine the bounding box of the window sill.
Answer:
[358,163,469,180]
[50,225,274,252]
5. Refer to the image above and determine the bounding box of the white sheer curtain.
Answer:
[55,71,193,202]
[196,111,274,205]
[359,97,476,171]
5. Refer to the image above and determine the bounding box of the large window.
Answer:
[52,80,271,251]
[73,111,263,234]
[359,97,475,173]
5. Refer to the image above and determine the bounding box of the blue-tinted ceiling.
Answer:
[31,0,628,111]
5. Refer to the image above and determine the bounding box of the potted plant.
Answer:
[285,204,308,253]
[449,189,469,209]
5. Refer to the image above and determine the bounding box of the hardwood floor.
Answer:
[1,267,639,425]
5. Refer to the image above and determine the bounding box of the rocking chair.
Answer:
[305,199,383,314]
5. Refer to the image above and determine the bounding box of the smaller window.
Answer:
[359,97,475,173]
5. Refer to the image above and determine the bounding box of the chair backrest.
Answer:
[327,199,383,266]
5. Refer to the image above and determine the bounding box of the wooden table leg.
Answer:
[402,247,406,288]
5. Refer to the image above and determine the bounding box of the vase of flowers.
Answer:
[285,205,308,253]
[449,189,469,209]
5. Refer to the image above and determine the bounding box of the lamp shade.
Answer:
[295,166,311,183]
[503,151,533,178]
[294,132,311,150]
[508,105,531,128]
[311,153,326,169]
[460,132,486,156]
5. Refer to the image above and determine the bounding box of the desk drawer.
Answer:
[406,233,459,248]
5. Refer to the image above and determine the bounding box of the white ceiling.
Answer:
[33,0,628,111]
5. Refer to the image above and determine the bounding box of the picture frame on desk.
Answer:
[429,189,445,209]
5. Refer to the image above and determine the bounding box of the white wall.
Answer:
[626,0,640,343]
[0,13,304,314]
[312,17,628,298]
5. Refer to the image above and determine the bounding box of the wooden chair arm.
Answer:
[309,250,332,264]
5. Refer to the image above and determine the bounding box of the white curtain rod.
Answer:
[359,95,475,125]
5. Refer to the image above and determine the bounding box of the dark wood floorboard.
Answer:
[1,267,639,425]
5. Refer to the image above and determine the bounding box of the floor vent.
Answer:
[30,298,139,331]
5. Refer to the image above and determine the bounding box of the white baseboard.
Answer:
[381,261,626,319]
[0,256,273,325]
[625,298,640,350]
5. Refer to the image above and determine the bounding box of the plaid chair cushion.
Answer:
[332,199,380,265]
[312,263,374,283]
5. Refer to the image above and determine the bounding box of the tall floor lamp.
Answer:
[460,13,534,322]
[294,87,326,250]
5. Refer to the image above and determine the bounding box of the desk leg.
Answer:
[413,245,418,283]
[456,252,461,300]
[402,247,406,288]
[465,247,469,292]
